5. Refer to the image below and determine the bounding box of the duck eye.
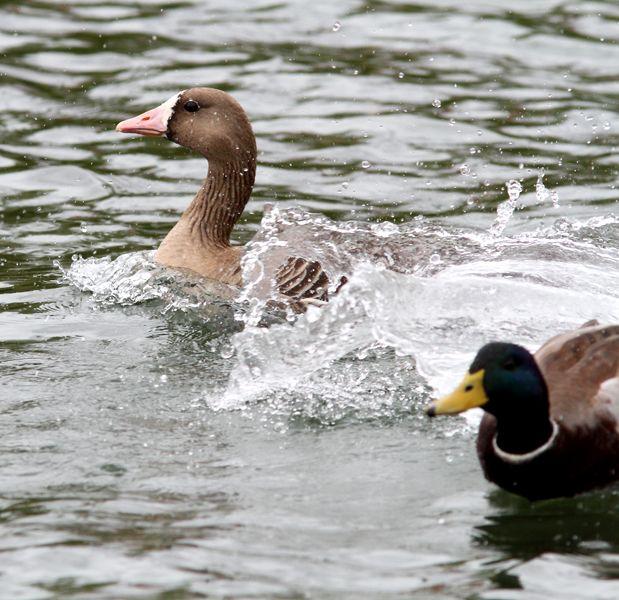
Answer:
[503,358,518,371]
[184,100,200,113]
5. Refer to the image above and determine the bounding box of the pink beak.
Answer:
[115,104,170,136]
[116,91,182,137]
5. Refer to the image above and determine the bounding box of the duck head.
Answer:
[426,342,549,420]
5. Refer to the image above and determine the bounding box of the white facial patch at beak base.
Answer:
[157,90,185,129]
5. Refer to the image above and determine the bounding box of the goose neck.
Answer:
[185,157,256,248]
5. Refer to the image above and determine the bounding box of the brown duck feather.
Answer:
[535,322,619,429]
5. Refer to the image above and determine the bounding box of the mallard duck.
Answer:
[115,87,344,308]
[426,321,619,500]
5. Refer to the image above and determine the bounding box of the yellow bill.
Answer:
[426,369,487,416]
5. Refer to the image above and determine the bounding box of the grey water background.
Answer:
[2,0,619,597]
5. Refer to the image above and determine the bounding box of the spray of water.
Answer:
[63,204,619,424]
[489,179,522,236]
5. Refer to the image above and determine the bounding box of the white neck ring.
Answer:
[492,419,559,464]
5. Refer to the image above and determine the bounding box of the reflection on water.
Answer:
[476,490,619,597]
[479,489,619,559]
[1,0,619,597]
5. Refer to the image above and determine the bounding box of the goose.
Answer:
[116,87,344,308]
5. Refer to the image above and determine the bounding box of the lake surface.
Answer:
[1,0,619,597]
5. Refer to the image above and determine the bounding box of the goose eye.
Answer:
[184,100,200,113]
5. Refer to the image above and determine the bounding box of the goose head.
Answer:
[116,87,256,165]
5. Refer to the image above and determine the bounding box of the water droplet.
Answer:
[372,222,399,238]
[603,121,611,131]
[398,72,404,79]
[490,180,522,236]
[550,189,560,208]
[506,179,522,202]
[535,173,549,203]
[332,21,341,32]
[361,160,371,169]
[341,181,349,189]
[432,98,442,108]
[220,345,235,359]
[459,164,471,176]
[80,222,88,233]
[430,253,442,264]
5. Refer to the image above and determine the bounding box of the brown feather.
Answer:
[534,323,619,428]
[275,256,330,302]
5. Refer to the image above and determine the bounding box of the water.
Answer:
[1,0,619,597]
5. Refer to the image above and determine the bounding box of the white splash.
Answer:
[535,173,549,203]
[211,214,619,417]
[489,179,522,236]
[536,173,559,208]
[61,251,166,305]
[60,206,619,425]
[61,250,237,312]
